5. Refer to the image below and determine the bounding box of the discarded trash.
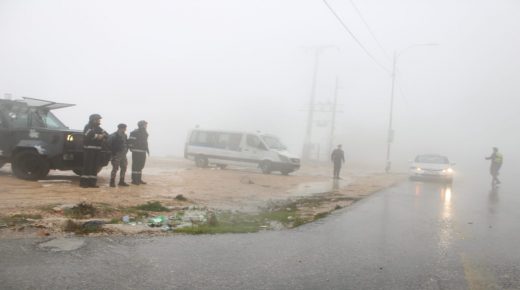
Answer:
[0,223,7,228]
[160,225,171,232]
[122,215,130,223]
[148,216,167,227]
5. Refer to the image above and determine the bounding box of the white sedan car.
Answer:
[409,154,454,183]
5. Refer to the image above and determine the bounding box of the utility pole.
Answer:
[328,77,340,155]
[385,52,397,173]
[385,43,437,173]
[302,45,336,162]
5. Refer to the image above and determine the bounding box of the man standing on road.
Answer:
[108,123,129,187]
[486,147,503,185]
[331,144,345,179]
[128,120,149,185]
[80,114,108,188]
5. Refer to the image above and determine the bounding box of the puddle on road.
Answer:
[287,179,351,196]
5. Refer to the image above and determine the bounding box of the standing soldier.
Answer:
[80,114,108,188]
[331,144,345,179]
[108,123,129,187]
[128,120,149,185]
[485,147,503,185]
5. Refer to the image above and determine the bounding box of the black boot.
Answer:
[110,178,116,187]
[119,178,130,186]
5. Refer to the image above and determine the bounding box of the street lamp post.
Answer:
[385,43,437,173]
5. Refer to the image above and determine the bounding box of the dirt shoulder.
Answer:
[0,157,405,238]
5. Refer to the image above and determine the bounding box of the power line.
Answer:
[347,0,391,60]
[322,0,391,75]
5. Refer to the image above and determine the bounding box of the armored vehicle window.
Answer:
[36,111,67,129]
[9,110,29,129]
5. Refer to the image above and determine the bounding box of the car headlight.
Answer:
[66,134,75,142]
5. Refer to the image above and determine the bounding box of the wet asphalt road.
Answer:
[1,170,519,290]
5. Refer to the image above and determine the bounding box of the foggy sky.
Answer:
[1,0,519,172]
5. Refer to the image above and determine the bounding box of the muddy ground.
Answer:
[0,157,405,238]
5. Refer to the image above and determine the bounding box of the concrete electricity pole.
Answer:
[302,45,336,161]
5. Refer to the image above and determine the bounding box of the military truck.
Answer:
[0,97,110,180]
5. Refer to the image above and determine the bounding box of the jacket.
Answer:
[128,128,149,154]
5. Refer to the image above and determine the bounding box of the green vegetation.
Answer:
[133,201,170,212]
[63,219,104,235]
[0,214,43,226]
[64,202,97,219]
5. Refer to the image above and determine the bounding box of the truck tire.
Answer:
[73,167,103,176]
[0,161,5,169]
[12,151,50,180]
[281,170,292,176]
[260,160,272,174]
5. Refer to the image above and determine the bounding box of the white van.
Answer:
[184,129,300,175]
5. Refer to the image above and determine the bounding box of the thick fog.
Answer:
[1,0,519,174]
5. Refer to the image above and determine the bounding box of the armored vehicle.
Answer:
[0,97,110,180]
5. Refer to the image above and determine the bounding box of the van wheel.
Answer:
[12,151,50,180]
[260,160,272,174]
[0,161,5,169]
[195,156,208,168]
[217,164,227,170]
[281,170,292,176]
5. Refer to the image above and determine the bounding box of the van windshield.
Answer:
[261,135,286,150]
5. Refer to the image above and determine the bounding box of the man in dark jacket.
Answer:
[128,120,149,185]
[80,114,108,188]
[331,144,345,179]
[108,123,129,187]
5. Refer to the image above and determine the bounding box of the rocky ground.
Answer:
[0,157,405,238]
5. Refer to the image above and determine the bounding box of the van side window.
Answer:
[217,133,229,149]
[247,135,264,149]
[228,134,242,151]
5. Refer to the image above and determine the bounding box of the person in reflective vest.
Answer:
[485,147,503,185]
[80,114,108,188]
[128,120,149,185]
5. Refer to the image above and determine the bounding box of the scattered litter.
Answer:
[287,216,294,221]
[160,225,171,232]
[148,216,167,227]
[122,215,130,223]
[0,223,8,228]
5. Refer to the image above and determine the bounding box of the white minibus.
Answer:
[184,129,300,175]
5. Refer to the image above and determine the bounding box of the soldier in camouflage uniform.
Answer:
[108,123,129,187]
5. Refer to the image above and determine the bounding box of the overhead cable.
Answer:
[322,0,391,75]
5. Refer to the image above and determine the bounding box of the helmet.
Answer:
[89,114,102,122]
[138,120,148,128]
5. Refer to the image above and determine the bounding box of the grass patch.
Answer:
[64,202,97,219]
[174,194,188,201]
[175,223,259,234]
[0,214,43,226]
[63,219,104,235]
[133,201,170,212]
[314,211,330,220]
